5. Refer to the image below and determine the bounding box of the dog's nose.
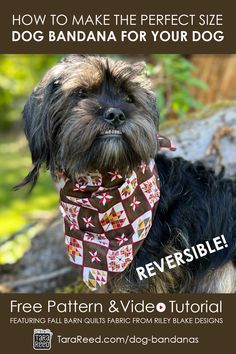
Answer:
[104,108,126,126]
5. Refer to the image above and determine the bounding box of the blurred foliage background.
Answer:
[1,53,235,266]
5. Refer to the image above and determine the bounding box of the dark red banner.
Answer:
[0,293,234,354]
[0,0,235,53]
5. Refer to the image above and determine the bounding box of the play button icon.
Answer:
[156,302,166,312]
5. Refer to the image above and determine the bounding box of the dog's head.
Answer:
[16,55,159,189]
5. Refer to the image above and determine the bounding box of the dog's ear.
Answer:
[60,54,91,64]
[133,61,160,128]
[149,91,160,129]
[132,61,146,74]
[13,86,49,191]
[14,59,68,191]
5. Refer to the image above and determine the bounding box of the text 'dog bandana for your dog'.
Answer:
[59,136,176,291]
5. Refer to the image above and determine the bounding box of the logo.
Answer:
[156,302,166,312]
[33,329,53,350]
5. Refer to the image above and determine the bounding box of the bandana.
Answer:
[59,135,175,291]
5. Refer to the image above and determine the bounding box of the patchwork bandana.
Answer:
[59,135,176,291]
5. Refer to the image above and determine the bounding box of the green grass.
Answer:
[0,133,58,263]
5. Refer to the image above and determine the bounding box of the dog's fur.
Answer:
[16,55,236,293]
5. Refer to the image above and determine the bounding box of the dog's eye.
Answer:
[125,95,134,103]
[52,80,60,91]
[77,88,88,99]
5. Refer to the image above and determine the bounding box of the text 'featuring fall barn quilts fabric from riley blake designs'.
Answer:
[59,159,160,291]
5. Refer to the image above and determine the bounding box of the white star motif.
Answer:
[69,223,79,231]
[140,162,148,174]
[73,183,86,192]
[115,233,128,246]
[89,251,101,263]
[130,196,141,211]
[96,192,113,205]
[108,171,122,182]
[83,216,95,228]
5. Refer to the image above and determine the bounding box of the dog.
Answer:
[15,55,236,293]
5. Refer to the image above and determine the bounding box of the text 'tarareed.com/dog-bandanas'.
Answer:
[59,135,176,291]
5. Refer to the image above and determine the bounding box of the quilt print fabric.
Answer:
[59,159,160,291]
